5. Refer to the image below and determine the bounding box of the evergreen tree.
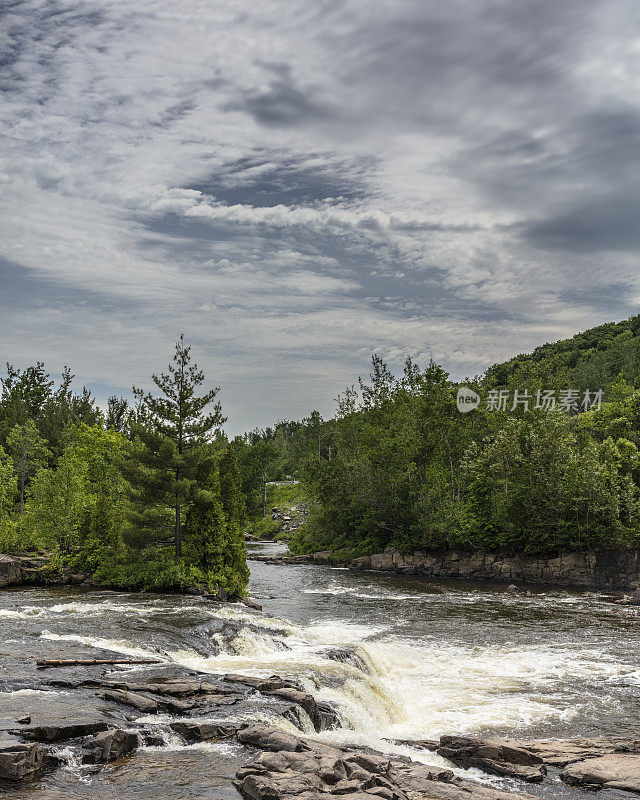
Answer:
[219,445,249,596]
[126,336,225,558]
[183,460,226,578]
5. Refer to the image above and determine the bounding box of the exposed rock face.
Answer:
[562,754,640,792]
[0,555,21,588]
[223,675,340,732]
[285,547,640,589]
[234,725,538,800]
[82,729,138,763]
[0,741,46,781]
[438,735,546,782]
[15,721,108,743]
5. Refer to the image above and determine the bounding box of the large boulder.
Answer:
[0,741,46,781]
[438,736,546,782]
[82,729,138,763]
[562,754,640,792]
[0,555,21,588]
[237,725,303,753]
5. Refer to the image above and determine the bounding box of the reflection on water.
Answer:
[2,540,640,797]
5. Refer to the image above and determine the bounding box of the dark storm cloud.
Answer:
[230,65,337,127]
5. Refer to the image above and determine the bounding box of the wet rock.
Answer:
[82,728,138,763]
[317,701,341,731]
[438,736,546,782]
[262,687,325,731]
[141,731,165,747]
[237,724,303,752]
[234,726,536,800]
[99,678,238,697]
[170,722,240,743]
[0,741,47,781]
[385,738,439,751]
[241,598,263,611]
[15,721,108,743]
[507,584,520,592]
[562,754,640,792]
[100,689,159,713]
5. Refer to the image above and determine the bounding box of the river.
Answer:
[1,541,639,798]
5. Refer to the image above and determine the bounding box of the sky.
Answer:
[1,0,639,434]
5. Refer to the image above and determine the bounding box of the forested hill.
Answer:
[485,314,640,391]
[237,314,640,560]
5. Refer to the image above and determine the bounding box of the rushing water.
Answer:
[2,541,640,798]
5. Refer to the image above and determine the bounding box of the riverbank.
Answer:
[254,546,640,590]
[0,553,259,604]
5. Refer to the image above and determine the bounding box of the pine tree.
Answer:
[183,460,226,578]
[125,336,226,558]
[219,445,249,597]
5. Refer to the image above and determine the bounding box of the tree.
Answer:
[27,453,88,552]
[126,336,226,558]
[183,460,226,578]
[106,396,129,433]
[0,446,16,524]
[219,445,249,596]
[6,420,51,511]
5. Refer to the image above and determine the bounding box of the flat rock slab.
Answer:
[562,754,640,793]
[14,721,108,743]
[498,736,640,767]
[438,735,546,782]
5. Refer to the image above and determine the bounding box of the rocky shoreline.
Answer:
[252,547,640,590]
[0,554,261,605]
[4,655,640,798]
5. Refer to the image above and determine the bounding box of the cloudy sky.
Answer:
[1,0,639,433]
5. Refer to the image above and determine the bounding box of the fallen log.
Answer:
[36,658,161,668]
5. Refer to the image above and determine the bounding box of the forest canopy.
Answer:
[0,338,248,596]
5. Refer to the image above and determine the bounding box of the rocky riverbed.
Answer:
[4,543,640,798]
[5,655,640,799]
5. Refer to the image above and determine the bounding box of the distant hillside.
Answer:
[485,314,640,391]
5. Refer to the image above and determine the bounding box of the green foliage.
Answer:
[249,516,282,539]
[125,335,226,559]
[285,341,640,558]
[6,420,51,511]
[0,343,249,597]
